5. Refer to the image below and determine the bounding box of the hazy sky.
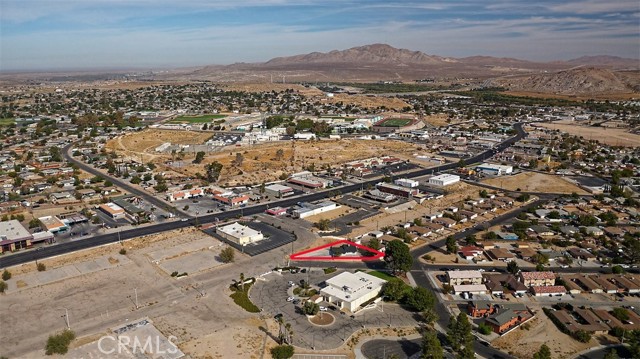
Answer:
[1,0,639,71]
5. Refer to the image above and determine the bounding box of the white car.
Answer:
[286,296,295,302]
[319,306,328,311]
[287,281,294,287]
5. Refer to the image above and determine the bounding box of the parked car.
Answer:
[319,306,327,311]
[286,296,295,302]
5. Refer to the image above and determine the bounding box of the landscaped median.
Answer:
[229,278,260,313]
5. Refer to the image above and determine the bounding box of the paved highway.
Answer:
[0,123,527,269]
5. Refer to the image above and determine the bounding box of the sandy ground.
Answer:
[491,315,602,359]
[104,129,213,163]
[106,133,428,186]
[482,172,588,194]
[303,206,350,223]
[423,114,451,127]
[325,93,409,110]
[0,226,284,359]
[539,121,640,147]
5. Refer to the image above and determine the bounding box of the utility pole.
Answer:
[134,288,139,309]
[61,308,70,330]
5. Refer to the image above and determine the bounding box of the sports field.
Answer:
[168,114,226,124]
[0,118,15,126]
[375,118,413,127]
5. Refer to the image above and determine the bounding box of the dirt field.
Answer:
[540,121,640,147]
[325,93,409,110]
[304,205,350,223]
[422,114,450,127]
[491,315,600,359]
[106,132,427,186]
[104,129,213,163]
[483,172,588,194]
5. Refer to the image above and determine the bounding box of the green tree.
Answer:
[270,344,294,359]
[604,349,619,359]
[445,236,458,254]
[507,260,520,275]
[29,218,41,228]
[384,239,413,274]
[0,280,7,293]
[612,308,630,322]
[205,161,224,182]
[368,237,381,251]
[314,218,331,231]
[533,344,551,359]
[193,151,206,164]
[477,323,492,335]
[612,265,625,274]
[2,270,11,281]
[220,247,235,263]
[421,330,443,359]
[45,330,75,355]
[406,287,436,312]
[303,301,319,315]
[382,278,409,301]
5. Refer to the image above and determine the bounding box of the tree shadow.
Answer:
[258,325,280,343]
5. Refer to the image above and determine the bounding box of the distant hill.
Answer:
[486,67,640,95]
[264,43,456,66]
[565,55,639,69]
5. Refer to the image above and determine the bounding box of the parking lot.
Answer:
[252,269,421,350]
[203,221,296,256]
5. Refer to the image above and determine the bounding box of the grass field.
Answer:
[367,270,396,281]
[375,118,413,127]
[0,118,15,126]
[168,114,226,124]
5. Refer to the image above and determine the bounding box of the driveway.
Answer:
[251,269,422,350]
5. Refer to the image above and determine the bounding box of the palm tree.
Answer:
[239,272,245,292]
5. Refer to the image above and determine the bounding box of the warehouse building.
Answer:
[320,271,386,312]
[264,184,294,198]
[476,163,513,176]
[0,220,33,253]
[428,174,460,187]
[216,222,264,245]
[99,203,126,219]
[376,183,419,198]
[394,178,419,188]
[292,201,338,219]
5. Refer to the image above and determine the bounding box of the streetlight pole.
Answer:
[134,288,139,309]
[61,308,70,330]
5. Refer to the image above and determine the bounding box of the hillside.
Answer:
[486,67,639,95]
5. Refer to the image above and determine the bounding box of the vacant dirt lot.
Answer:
[107,132,427,186]
[540,121,640,147]
[0,226,278,359]
[491,315,599,359]
[105,129,213,163]
[325,93,409,110]
[483,172,588,194]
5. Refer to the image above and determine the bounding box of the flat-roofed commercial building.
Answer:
[376,183,419,198]
[99,203,126,219]
[292,201,338,219]
[394,178,419,188]
[320,271,386,312]
[38,215,69,233]
[476,163,513,176]
[428,174,460,187]
[264,184,294,198]
[216,222,264,245]
[0,220,33,253]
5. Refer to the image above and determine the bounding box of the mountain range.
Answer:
[174,44,638,96]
